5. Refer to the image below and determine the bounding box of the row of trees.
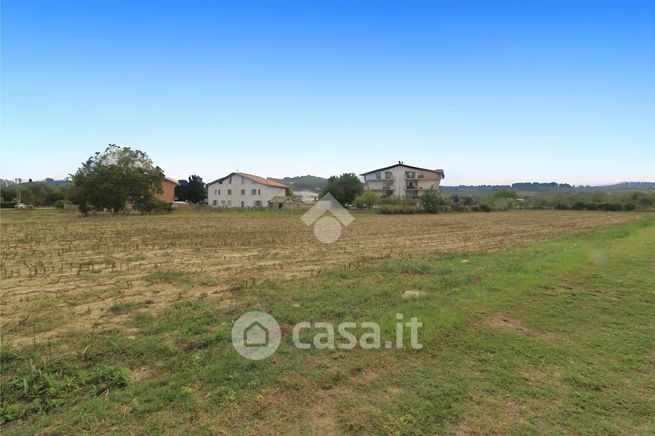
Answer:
[0,182,73,208]
[1,145,209,213]
[318,175,654,214]
[524,191,654,211]
[5,145,651,214]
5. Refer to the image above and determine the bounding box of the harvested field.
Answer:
[0,209,641,343]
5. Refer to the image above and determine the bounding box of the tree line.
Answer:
[1,145,208,212]
[2,145,652,214]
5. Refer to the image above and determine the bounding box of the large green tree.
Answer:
[72,144,164,213]
[320,173,364,205]
[175,175,207,204]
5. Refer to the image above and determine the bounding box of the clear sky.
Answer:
[1,0,654,185]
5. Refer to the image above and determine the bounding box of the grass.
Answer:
[0,208,641,345]
[1,214,653,433]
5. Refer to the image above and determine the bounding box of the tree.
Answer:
[492,188,518,201]
[419,188,448,213]
[320,173,364,205]
[354,190,380,209]
[492,188,518,210]
[72,144,164,213]
[176,175,207,204]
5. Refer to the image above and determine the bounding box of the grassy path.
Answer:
[2,217,654,434]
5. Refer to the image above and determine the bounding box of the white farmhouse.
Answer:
[207,172,288,208]
[360,162,445,203]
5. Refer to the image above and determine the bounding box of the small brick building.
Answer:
[157,177,179,203]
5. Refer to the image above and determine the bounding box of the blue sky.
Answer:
[1,0,654,185]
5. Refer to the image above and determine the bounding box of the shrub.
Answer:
[492,198,516,211]
[379,196,405,205]
[478,204,492,213]
[492,188,518,200]
[598,203,623,211]
[54,200,70,209]
[354,191,381,209]
[451,204,470,212]
[379,205,421,214]
[135,198,173,214]
[419,189,449,213]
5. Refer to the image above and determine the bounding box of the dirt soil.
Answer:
[0,210,640,344]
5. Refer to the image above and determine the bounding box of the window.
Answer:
[385,171,393,179]
[241,189,245,195]
[218,189,221,195]
[240,201,245,207]
[228,189,232,195]
[255,200,262,207]
[227,200,232,206]
[375,172,381,179]
[251,189,257,195]
[212,200,217,206]
[228,178,232,184]
[258,189,261,195]
[405,171,416,179]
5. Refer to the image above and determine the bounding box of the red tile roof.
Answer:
[208,172,288,188]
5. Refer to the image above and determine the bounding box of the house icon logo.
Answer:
[243,320,269,347]
[301,193,354,244]
[231,311,281,360]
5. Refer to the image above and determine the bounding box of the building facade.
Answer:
[207,172,288,208]
[156,177,179,203]
[360,162,445,202]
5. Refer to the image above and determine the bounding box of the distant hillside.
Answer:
[442,182,655,197]
[274,175,327,192]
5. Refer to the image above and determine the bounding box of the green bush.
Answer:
[379,205,421,214]
[354,191,381,209]
[419,189,450,213]
[54,200,70,209]
[135,198,173,214]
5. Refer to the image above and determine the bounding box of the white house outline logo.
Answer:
[301,193,354,244]
[243,320,269,347]
[231,311,281,360]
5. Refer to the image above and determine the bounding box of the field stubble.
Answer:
[0,209,641,344]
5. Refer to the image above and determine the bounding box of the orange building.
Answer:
[157,177,179,202]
